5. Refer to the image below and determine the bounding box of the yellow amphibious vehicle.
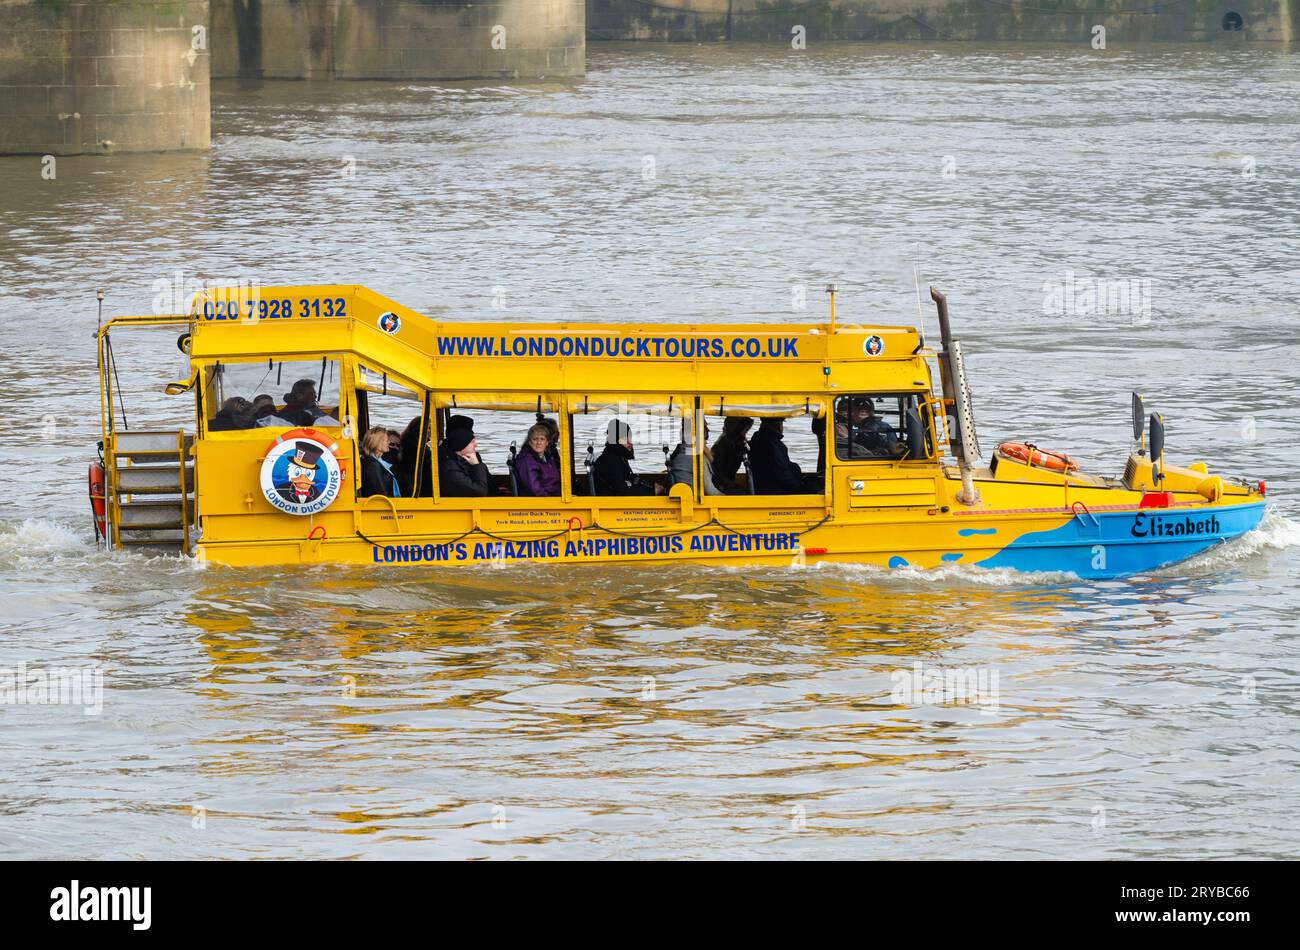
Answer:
[90,284,1266,578]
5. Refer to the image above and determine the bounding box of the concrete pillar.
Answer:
[211,0,586,80]
[0,0,209,156]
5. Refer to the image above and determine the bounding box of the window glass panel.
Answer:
[569,401,686,496]
[435,409,563,499]
[833,393,929,461]
[207,358,341,432]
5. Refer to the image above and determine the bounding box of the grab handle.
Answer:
[1070,501,1099,528]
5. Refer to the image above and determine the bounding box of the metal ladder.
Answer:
[107,430,195,554]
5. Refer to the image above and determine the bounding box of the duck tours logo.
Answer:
[260,436,343,515]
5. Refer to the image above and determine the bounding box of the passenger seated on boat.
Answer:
[748,417,822,494]
[251,394,278,421]
[396,416,431,497]
[279,379,323,426]
[438,426,491,497]
[837,396,899,458]
[359,426,401,498]
[210,396,255,431]
[710,416,752,493]
[536,414,561,464]
[383,429,402,465]
[668,421,722,495]
[595,420,664,496]
[251,394,296,427]
[515,423,561,497]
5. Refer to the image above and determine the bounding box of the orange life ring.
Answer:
[88,461,107,541]
[998,441,1079,473]
[265,428,348,473]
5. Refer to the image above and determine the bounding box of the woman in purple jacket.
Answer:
[514,423,561,497]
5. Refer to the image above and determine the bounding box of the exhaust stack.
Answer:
[931,287,981,506]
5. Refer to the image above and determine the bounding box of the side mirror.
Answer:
[1149,412,1165,480]
[1131,392,1144,452]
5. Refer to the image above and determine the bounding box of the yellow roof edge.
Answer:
[176,283,922,336]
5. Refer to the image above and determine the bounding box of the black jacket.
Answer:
[710,435,747,491]
[438,446,491,497]
[747,426,805,494]
[359,455,399,498]
[395,427,431,498]
[593,443,655,496]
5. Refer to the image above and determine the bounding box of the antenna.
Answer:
[912,257,926,349]
[96,288,104,335]
[825,283,838,332]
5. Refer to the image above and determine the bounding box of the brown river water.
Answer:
[0,43,1298,859]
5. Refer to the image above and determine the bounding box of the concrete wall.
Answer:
[0,0,210,155]
[587,0,1297,43]
[211,0,586,79]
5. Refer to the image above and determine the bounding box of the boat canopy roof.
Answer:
[171,284,931,396]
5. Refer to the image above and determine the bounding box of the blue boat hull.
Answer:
[974,501,1267,579]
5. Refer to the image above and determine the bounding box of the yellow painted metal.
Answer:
[90,285,1264,569]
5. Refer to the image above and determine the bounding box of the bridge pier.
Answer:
[0,0,210,156]
[210,0,586,80]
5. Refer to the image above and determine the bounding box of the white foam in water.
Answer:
[799,559,1079,587]
[1185,507,1300,568]
[0,518,91,568]
[0,518,203,573]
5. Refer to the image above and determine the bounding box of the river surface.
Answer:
[1,43,1298,859]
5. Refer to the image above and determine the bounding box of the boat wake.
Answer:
[0,518,202,573]
[1181,507,1300,570]
[0,518,91,569]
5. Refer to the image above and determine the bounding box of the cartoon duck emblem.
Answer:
[278,441,325,504]
[259,434,344,515]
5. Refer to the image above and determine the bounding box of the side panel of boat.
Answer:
[194,500,1265,579]
[972,501,1266,578]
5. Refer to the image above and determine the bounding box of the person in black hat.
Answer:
[275,441,325,504]
[594,419,663,496]
[438,426,491,497]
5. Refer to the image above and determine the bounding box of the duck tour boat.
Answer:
[87,283,1267,578]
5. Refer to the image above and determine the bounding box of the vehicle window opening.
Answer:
[205,357,342,433]
[833,393,929,462]
[356,365,422,497]
[427,398,561,501]
[570,399,685,497]
[702,399,825,496]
